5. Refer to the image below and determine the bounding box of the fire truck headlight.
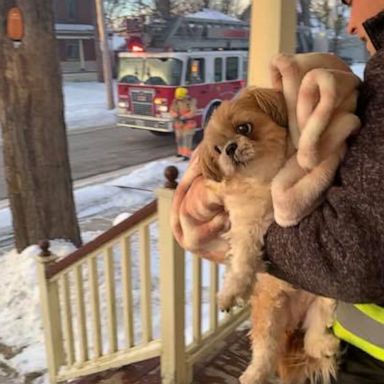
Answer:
[118,101,128,109]
[158,105,168,113]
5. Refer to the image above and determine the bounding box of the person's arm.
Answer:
[265,53,384,304]
[170,99,179,119]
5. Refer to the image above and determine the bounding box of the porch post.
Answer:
[247,0,297,87]
[157,166,190,384]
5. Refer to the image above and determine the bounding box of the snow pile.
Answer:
[0,158,189,241]
[112,212,131,226]
[63,81,117,131]
[0,241,76,379]
[76,158,188,219]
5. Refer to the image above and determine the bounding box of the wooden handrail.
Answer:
[46,200,157,279]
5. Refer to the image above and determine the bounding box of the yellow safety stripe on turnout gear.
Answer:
[333,321,384,362]
[355,304,384,325]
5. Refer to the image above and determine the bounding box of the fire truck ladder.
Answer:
[147,15,249,51]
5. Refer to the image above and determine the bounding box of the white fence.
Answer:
[37,182,249,384]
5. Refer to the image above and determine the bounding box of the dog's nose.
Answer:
[226,142,237,156]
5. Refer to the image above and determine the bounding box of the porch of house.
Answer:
[72,328,251,384]
[37,2,297,383]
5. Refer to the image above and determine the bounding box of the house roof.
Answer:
[55,23,95,33]
[186,8,242,23]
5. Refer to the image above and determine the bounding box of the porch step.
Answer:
[70,358,160,384]
[71,328,251,383]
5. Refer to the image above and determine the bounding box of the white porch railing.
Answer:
[36,166,250,384]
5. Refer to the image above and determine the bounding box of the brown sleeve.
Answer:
[264,52,384,304]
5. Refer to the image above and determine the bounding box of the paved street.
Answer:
[0,126,176,201]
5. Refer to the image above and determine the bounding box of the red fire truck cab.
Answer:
[117,50,248,133]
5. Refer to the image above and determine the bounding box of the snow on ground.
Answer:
[63,81,117,131]
[0,158,189,243]
[0,242,76,378]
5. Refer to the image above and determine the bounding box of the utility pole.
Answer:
[95,0,115,109]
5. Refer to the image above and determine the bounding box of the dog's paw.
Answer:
[217,279,252,311]
[304,332,340,359]
[239,368,258,384]
[217,290,237,312]
[239,366,265,384]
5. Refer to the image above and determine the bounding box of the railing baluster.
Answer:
[104,247,117,353]
[74,264,88,363]
[210,262,219,332]
[88,256,102,358]
[192,255,202,344]
[60,273,75,366]
[121,236,134,348]
[139,225,152,343]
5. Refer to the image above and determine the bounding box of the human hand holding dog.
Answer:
[171,147,229,263]
[270,53,361,227]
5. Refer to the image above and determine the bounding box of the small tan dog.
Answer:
[199,87,339,384]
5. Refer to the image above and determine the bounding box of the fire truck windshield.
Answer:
[118,57,182,86]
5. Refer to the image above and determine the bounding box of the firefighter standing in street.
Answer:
[170,87,197,160]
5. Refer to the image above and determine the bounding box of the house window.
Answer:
[66,0,77,20]
[66,41,80,61]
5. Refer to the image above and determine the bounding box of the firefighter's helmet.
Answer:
[175,87,188,99]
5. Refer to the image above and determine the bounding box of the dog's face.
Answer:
[200,88,289,182]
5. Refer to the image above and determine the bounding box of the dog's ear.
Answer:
[199,143,223,182]
[247,88,288,128]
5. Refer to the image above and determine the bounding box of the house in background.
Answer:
[54,0,100,81]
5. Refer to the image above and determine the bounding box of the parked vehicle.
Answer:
[117,50,247,133]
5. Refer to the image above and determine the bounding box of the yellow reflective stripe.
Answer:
[354,304,384,325]
[333,321,384,362]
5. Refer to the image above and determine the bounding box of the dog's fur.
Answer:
[199,87,339,384]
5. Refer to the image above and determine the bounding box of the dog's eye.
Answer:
[236,123,252,136]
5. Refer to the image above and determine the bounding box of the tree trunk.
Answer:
[299,0,311,26]
[0,0,82,251]
[156,0,171,19]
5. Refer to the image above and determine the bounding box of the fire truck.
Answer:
[116,13,249,134]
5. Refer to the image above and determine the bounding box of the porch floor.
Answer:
[71,327,251,384]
